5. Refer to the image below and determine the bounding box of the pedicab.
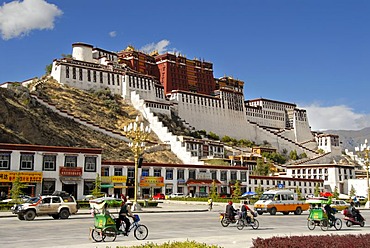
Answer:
[89,197,148,242]
[306,197,342,231]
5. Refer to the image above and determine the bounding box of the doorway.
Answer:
[62,183,77,198]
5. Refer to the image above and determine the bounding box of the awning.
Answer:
[113,185,128,189]
[101,184,114,188]
[186,179,222,186]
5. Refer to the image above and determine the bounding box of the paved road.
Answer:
[1,203,370,248]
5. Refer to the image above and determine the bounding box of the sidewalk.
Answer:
[0,200,217,218]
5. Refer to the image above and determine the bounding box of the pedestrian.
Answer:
[208,198,213,211]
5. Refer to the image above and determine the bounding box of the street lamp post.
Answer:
[356,139,370,208]
[123,116,150,211]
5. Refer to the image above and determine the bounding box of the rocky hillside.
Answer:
[0,80,182,163]
[324,128,370,152]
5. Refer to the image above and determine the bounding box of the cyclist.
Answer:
[323,203,335,222]
[116,195,134,235]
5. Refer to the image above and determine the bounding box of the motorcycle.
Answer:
[236,212,259,230]
[219,212,237,227]
[342,209,365,227]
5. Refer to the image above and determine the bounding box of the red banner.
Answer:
[59,167,82,176]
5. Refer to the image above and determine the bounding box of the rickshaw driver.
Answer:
[116,196,134,235]
[324,203,335,222]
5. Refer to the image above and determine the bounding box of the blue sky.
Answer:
[1,0,370,131]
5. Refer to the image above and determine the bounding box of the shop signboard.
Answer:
[0,171,43,183]
[140,176,164,187]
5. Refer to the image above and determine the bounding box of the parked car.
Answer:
[168,193,186,198]
[194,192,208,198]
[331,199,350,211]
[152,193,165,200]
[1,195,31,203]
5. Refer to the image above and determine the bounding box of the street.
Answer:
[1,210,370,248]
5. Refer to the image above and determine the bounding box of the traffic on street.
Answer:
[1,207,370,248]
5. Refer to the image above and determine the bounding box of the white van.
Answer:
[254,190,309,215]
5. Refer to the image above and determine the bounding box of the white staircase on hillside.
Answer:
[130,91,204,165]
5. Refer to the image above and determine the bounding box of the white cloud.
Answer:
[140,39,171,54]
[302,104,370,131]
[0,0,63,40]
[109,31,116,38]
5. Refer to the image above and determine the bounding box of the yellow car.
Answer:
[331,200,350,211]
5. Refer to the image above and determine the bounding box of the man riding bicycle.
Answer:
[116,195,134,235]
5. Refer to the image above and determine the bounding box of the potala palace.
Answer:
[51,42,341,164]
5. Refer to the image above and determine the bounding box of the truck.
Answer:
[12,192,78,221]
[253,189,309,215]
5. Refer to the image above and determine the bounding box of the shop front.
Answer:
[186,179,221,198]
[112,175,127,198]
[140,176,164,199]
[59,167,82,198]
[0,171,43,197]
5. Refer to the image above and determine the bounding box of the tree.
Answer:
[333,186,339,199]
[232,180,241,202]
[289,150,298,160]
[91,173,104,198]
[256,183,263,198]
[314,183,320,197]
[10,173,26,204]
[349,185,356,197]
[299,153,307,159]
[45,63,52,75]
[295,186,302,200]
[263,152,287,164]
[207,132,219,140]
[210,180,218,200]
[253,158,271,176]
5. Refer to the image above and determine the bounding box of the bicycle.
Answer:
[90,213,148,242]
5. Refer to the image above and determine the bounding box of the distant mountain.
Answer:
[323,127,370,152]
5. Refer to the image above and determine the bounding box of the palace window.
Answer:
[177,169,184,179]
[100,72,103,83]
[72,67,76,79]
[0,153,11,170]
[83,180,95,195]
[221,171,227,181]
[154,168,161,177]
[142,168,149,177]
[66,66,69,78]
[20,154,34,170]
[65,156,77,167]
[101,167,109,176]
[79,68,83,81]
[240,172,247,182]
[188,170,196,179]
[87,70,91,82]
[84,156,97,172]
[127,168,134,178]
[230,171,237,180]
[93,71,96,82]
[42,180,55,195]
[211,170,217,180]
[114,168,122,176]
[42,154,56,171]
[166,169,173,180]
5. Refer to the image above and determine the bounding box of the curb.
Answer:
[0,208,208,218]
